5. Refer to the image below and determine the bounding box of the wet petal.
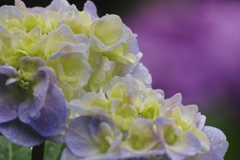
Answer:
[123,118,159,153]
[130,63,152,87]
[192,128,210,152]
[0,118,45,148]
[0,98,18,123]
[0,66,19,123]
[61,148,79,160]
[196,126,228,160]
[156,117,201,160]
[28,83,67,137]
[89,114,120,143]
[18,67,50,123]
[167,132,201,160]
[66,116,99,157]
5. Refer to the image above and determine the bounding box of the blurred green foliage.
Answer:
[0,137,65,160]
[204,102,240,160]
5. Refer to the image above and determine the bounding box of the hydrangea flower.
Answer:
[0,57,67,147]
[46,50,91,101]
[0,0,145,94]
[62,115,122,160]
[64,75,228,160]
[0,0,229,159]
[155,117,201,160]
[121,118,163,159]
[0,0,147,146]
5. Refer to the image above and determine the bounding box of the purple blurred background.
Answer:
[126,1,240,108]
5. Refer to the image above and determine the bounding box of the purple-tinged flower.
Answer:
[120,118,163,159]
[61,114,122,160]
[0,56,68,147]
[69,92,109,119]
[84,1,98,21]
[25,0,70,14]
[155,117,201,160]
[195,126,229,160]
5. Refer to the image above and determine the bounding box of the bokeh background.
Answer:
[0,0,239,159]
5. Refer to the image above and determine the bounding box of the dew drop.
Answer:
[210,138,214,142]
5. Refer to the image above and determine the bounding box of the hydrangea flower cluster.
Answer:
[0,0,228,159]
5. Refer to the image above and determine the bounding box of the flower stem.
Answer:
[7,142,12,160]
[31,142,45,160]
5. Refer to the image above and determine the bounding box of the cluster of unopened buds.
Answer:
[0,0,228,159]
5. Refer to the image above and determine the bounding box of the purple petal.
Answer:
[127,32,139,56]
[0,97,18,123]
[0,65,18,79]
[89,114,120,143]
[155,116,172,130]
[0,119,45,147]
[18,67,57,125]
[28,83,67,137]
[18,68,49,124]
[27,7,44,14]
[30,68,51,116]
[196,114,206,130]
[14,0,27,13]
[166,132,201,160]
[49,132,66,144]
[18,98,34,124]
[130,63,152,87]
[155,117,201,159]
[196,126,228,160]
[66,116,99,157]
[197,154,222,160]
[108,134,123,153]
[60,148,80,160]
[38,67,57,83]
[0,66,18,96]
[119,148,165,160]
[84,1,98,20]
[29,67,56,117]
[0,66,19,123]
[0,65,18,93]
[46,0,70,12]
[205,126,228,157]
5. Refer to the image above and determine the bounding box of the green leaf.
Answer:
[44,141,65,160]
[0,136,31,160]
[0,137,65,160]
[0,136,8,160]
